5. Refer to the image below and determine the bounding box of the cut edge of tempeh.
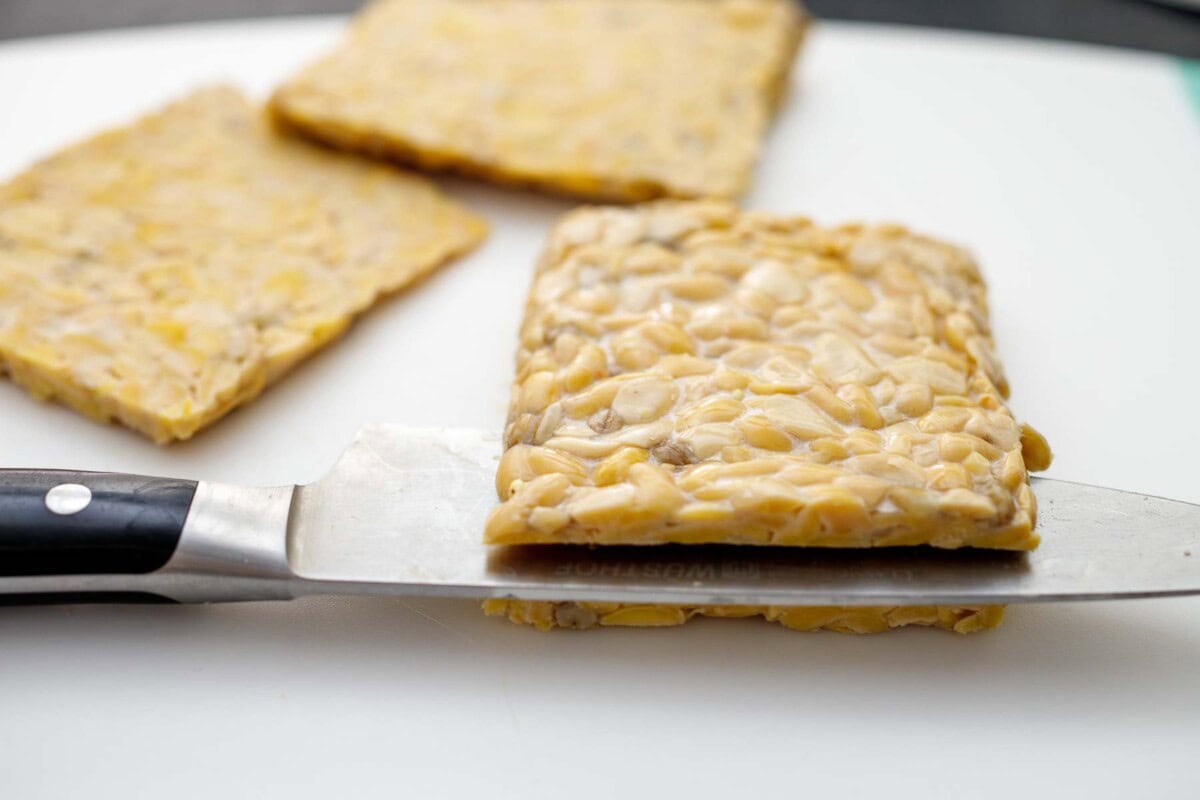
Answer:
[483,599,1006,634]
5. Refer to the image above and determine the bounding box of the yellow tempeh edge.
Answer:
[271,0,807,201]
[484,599,1005,634]
[484,201,1050,633]
[0,86,486,443]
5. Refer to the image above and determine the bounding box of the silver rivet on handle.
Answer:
[44,483,93,516]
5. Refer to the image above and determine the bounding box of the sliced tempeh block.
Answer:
[486,201,1051,550]
[0,86,486,443]
[271,0,806,201]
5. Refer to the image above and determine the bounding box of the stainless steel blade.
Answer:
[287,425,1200,606]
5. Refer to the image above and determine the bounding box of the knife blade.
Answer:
[1,425,1198,606]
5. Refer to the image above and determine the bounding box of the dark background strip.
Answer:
[1,0,1199,57]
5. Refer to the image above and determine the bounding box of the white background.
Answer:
[1,17,1199,798]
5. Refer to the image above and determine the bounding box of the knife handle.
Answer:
[0,471,295,604]
[0,470,196,577]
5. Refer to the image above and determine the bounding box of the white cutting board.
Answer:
[1,16,1198,799]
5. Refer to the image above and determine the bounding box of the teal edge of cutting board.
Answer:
[1180,59,1200,121]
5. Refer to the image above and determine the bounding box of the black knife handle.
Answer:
[0,592,179,606]
[0,470,198,577]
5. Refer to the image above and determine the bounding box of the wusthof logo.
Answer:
[720,562,761,579]
[554,562,722,580]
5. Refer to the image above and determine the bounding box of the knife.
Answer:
[2,425,1198,607]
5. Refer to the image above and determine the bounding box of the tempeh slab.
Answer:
[271,0,806,201]
[0,86,486,443]
[486,202,1051,550]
